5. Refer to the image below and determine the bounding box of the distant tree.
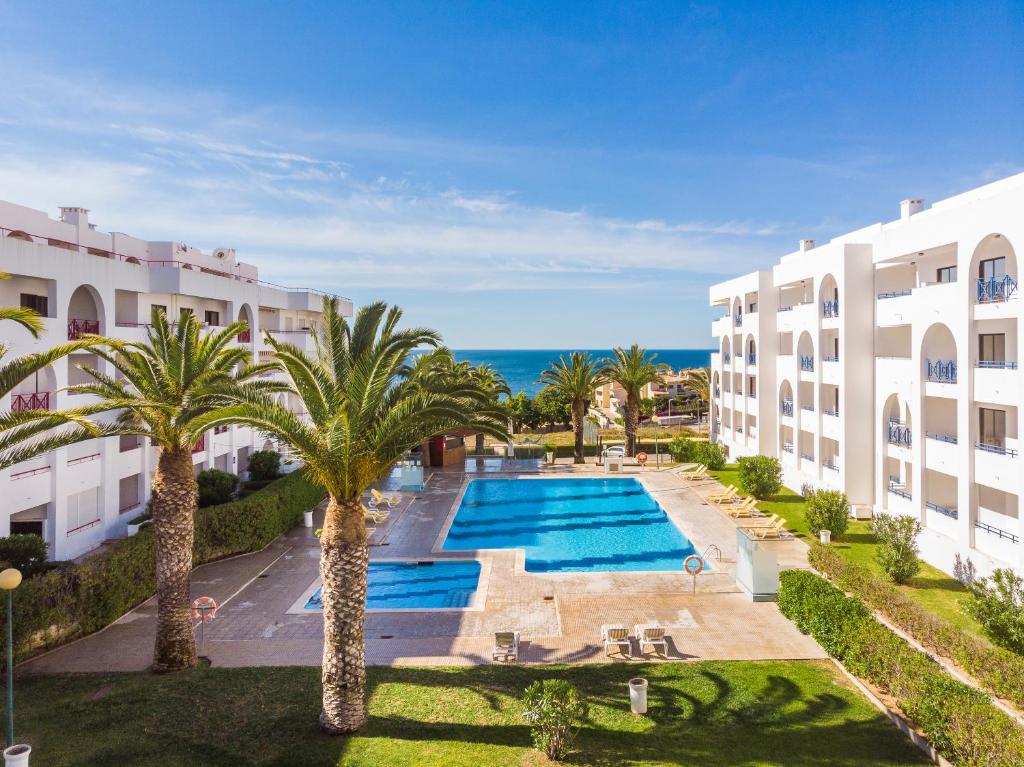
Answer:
[603,346,669,456]
[535,386,573,428]
[539,352,608,463]
[682,367,711,432]
[503,392,542,433]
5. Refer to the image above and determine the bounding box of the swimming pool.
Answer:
[442,478,701,573]
[301,560,481,611]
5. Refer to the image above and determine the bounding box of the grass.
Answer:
[709,465,984,637]
[15,662,928,766]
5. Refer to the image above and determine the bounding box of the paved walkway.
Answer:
[23,461,823,673]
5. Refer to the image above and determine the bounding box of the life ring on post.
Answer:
[191,595,218,622]
[636,452,648,465]
[683,555,705,576]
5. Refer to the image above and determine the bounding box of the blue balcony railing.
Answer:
[926,502,958,520]
[976,441,1019,457]
[780,401,794,416]
[822,354,839,363]
[778,306,794,313]
[801,404,814,412]
[747,353,756,365]
[877,289,912,300]
[801,453,814,463]
[734,315,743,326]
[799,355,814,371]
[976,274,1018,303]
[822,299,839,318]
[976,360,1018,369]
[926,358,957,384]
[925,432,957,444]
[975,520,1019,544]
[723,352,731,363]
[823,461,839,472]
[822,408,839,417]
[888,485,913,501]
[888,421,912,447]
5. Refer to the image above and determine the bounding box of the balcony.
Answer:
[925,431,957,444]
[822,461,839,472]
[822,299,839,319]
[877,289,912,300]
[975,441,1020,494]
[11,392,51,412]
[237,329,252,343]
[976,275,1018,304]
[723,352,732,364]
[976,441,1018,457]
[925,501,958,520]
[974,361,1018,405]
[734,315,743,327]
[887,421,912,448]
[925,358,957,384]
[799,356,814,372]
[875,289,913,327]
[780,401,794,417]
[67,318,99,340]
[747,353,756,365]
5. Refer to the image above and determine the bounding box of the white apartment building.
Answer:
[710,172,1024,578]
[0,201,353,560]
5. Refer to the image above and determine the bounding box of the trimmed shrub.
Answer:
[197,468,239,508]
[779,569,1024,765]
[667,436,695,463]
[0,534,49,576]
[247,450,281,481]
[809,544,1024,715]
[872,513,922,583]
[966,569,1024,654]
[692,441,727,470]
[804,489,850,537]
[736,455,782,499]
[521,679,588,760]
[4,471,324,664]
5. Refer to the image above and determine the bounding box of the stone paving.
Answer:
[23,460,824,673]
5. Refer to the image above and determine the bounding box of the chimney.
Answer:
[798,239,815,253]
[59,206,90,228]
[900,199,925,220]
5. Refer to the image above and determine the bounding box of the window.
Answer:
[748,377,756,397]
[979,407,1006,448]
[936,266,957,283]
[979,334,1006,363]
[204,310,220,326]
[979,257,1006,281]
[150,304,166,318]
[20,293,48,316]
[67,488,100,534]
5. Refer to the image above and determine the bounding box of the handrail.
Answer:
[976,360,1018,369]
[887,422,912,447]
[925,501,958,519]
[975,441,1018,457]
[67,452,100,466]
[66,518,101,537]
[799,355,814,371]
[888,485,913,501]
[11,392,50,412]
[976,275,1018,303]
[10,465,51,480]
[975,520,1019,544]
[925,358,957,384]
[822,299,839,318]
[701,544,722,562]
[877,289,912,300]
[925,432,957,444]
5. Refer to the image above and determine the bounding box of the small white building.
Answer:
[709,172,1024,578]
[0,201,353,560]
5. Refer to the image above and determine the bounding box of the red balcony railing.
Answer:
[236,330,252,343]
[11,392,50,412]
[192,436,206,454]
[67,318,100,339]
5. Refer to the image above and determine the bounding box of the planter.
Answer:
[819,530,831,545]
[629,677,648,714]
[126,519,150,537]
[4,744,31,767]
[545,451,555,465]
[303,510,314,528]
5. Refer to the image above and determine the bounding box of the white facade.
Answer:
[0,201,353,560]
[710,172,1024,578]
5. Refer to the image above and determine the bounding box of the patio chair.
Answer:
[707,486,737,503]
[727,497,758,517]
[634,623,668,656]
[371,488,401,508]
[601,624,632,658]
[492,631,520,663]
[364,506,390,524]
[679,464,708,480]
[751,518,787,539]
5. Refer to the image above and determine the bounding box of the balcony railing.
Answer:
[976,360,1018,369]
[823,461,839,472]
[976,441,1018,457]
[777,306,793,313]
[975,520,1019,544]
[237,329,252,343]
[888,421,912,447]
[192,436,206,454]
[799,355,814,372]
[782,443,794,454]
[822,354,839,363]
[926,501,958,520]
[747,353,756,365]
[714,387,720,397]
[800,453,814,463]
[822,408,839,417]
[925,358,957,384]
[723,352,732,363]
[734,315,742,326]
[822,299,839,318]
[67,318,99,340]
[214,425,229,434]
[10,464,51,480]
[976,275,1018,303]
[888,485,913,501]
[925,431,957,444]
[877,289,912,300]
[11,392,50,412]
[780,401,794,416]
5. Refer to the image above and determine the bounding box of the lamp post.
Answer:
[0,567,21,749]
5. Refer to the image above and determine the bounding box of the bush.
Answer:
[247,450,281,481]
[667,436,695,463]
[521,679,588,760]
[692,441,727,470]
[779,569,1024,765]
[804,489,850,537]
[197,469,239,508]
[3,471,324,664]
[809,544,1024,715]
[872,514,922,583]
[0,534,49,576]
[736,455,782,499]
[965,569,1024,654]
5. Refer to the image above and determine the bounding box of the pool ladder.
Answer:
[701,544,722,562]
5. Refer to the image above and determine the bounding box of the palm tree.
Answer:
[682,367,711,433]
[69,307,277,672]
[539,352,607,463]
[603,345,669,456]
[224,298,506,734]
[470,363,510,453]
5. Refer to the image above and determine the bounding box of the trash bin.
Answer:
[4,744,31,767]
[629,677,648,715]
[819,529,831,545]
[303,510,314,528]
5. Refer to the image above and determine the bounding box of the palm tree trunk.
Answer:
[474,433,485,455]
[571,398,586,464]
[625,393,639,457]
[319,496,369,734]
[151,446,199,673]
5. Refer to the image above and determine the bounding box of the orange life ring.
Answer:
[683,555,705,576]
[191,596,218,622]
[636,452,648,464]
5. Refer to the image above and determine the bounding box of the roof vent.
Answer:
[798,239,815,253]
[59,207,90,227]
[900,199,925,220]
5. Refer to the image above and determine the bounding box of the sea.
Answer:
[450,349,713,396]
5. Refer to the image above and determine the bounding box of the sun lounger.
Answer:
[674,463,704,476]
[601,624,631,658]
[371,488,401,508]
[680,464,708,480]
[708,486,737,503]
[750,518,787,539]
[727,497,758,516]
[634,623,668,656]
[492,631,520,663]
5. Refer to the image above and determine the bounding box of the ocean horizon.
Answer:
[450,348,713,396]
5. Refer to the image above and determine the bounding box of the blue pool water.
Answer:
[304,561,481,610]
[442,478,700,573]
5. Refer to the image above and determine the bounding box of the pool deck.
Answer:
[22,460,824,673]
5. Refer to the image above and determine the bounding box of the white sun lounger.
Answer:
[634,623,668,656]
[601,624,631,658]
[492,631,520,663]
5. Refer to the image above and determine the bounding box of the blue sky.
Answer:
[1,1,1021,347]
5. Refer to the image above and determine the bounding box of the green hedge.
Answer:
[779,569,1024,766]
[480,441,688,459]
[7,471,324,664]
[810,544,1024,712]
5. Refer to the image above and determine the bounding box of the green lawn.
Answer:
[17,662,927,766]
[710,466,983,637]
